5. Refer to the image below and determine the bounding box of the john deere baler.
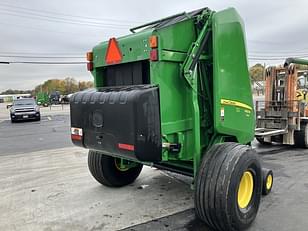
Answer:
[70,7,273,231]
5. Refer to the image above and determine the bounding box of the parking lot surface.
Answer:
[1,102,308,231]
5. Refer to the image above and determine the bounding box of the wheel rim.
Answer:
[114,159,129,172]
[266,174,273,190]
[238,171,254,209]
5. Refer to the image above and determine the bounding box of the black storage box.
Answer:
[70,85,162,162]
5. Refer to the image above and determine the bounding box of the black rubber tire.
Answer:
[88,150,143,187]
[195,142,262,231]
[10,119,15,123]
[262,168,273,195]
[294,123,308,148]
[256,137,271,145]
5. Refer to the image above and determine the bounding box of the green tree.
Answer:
[63,77,78,94]
[34,78,93,95]
[249,63,265,81]
[78,81,94,91]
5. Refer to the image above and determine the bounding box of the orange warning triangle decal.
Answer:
[105,38,122,64]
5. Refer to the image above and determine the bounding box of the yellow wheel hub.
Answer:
[266,174,273,190]
[114,159,129,172]
[238,171,254,209]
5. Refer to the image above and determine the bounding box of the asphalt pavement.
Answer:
[1,102,308,231]
[0,103,72,155]
[123,144,308,231]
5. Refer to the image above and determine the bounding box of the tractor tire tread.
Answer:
[88,150,143,187]
[195,142,262,231]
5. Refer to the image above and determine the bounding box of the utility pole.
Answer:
[263,62,266,95]
[263,62,266,81]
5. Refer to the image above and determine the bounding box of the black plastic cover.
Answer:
[70,85,162,162]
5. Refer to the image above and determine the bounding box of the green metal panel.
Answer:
[92,29,153,68]
[150,61,195,162]
[157,19,196,53]
[212,8,254,144]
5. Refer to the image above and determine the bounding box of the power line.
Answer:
[2,51,308,62]
[249,54,308,59]
[248,50,308,57]
[249,52,308,57]
[0,19,126,37]
[248,39,287,46]
[1,56,307,62]
[0,2,141,30]
[4,61,86,65]
[0,9,131,29]
[248,56,308,61]
[0,2,142,24]
[0,51,83,55]
[1,50,308,58]
[0,55,84,59]
[248,57,286,61]
[249,50,308,54]
[0,8,132,28]
[0,21,94,36]
[249,55,308,59]
[2,53,307,61]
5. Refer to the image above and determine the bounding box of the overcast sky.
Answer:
[0,0,308,91]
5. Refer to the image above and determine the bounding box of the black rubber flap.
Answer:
[70,85,162,162]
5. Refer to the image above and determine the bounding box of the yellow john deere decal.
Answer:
[221,99,252,111]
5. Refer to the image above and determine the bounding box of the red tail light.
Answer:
[87,62,93,71]
[118,143,135,151]
[150,49,158,61]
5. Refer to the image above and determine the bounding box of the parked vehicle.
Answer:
[36,92,49,107]
[60,95,70,104]
[10,98,40,122]
[50,91,60,105]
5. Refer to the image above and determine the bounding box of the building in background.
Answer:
[0,94,31,103]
